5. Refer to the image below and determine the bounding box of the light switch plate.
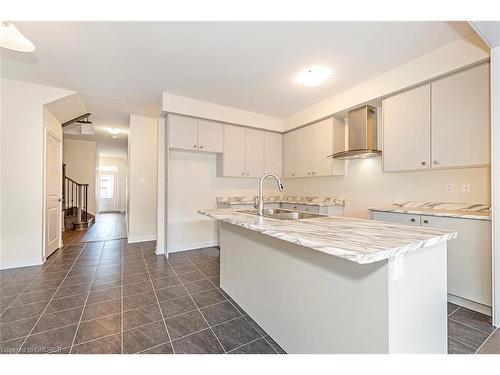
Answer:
[462,183,471,193]
[446,183,454,193]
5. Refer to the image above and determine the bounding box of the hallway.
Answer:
[62,213,127,245]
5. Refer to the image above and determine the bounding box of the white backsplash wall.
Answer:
[284,157,490,219]
[167,150,278,252]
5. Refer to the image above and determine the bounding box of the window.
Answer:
[99,165,118,172]
[99,174,115,199]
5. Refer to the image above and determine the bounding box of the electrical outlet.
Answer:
[446,183,454,193]
[462,183,471,193]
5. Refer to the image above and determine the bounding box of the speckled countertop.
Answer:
[198,208,457,264]
[216,195,345,207]
[369,201,491,221]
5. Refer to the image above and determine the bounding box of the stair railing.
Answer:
[64,176,89,223]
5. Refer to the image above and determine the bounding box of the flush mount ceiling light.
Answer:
[295,65,332,87]
[0,21,35,52]
[108,128,120,135]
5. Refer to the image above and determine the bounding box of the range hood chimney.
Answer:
[328,105,381,160]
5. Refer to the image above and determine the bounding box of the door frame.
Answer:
[42,127,63,262]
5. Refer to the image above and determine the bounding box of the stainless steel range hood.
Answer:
[328,105,381,160]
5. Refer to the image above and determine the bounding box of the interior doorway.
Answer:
[99,168,118,212]
[44,129,62,258]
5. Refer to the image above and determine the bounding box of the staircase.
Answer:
[63,164,95,230]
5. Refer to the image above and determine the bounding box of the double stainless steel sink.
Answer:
[238,208,324,220]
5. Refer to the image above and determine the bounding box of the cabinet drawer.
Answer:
[371,211,421,226]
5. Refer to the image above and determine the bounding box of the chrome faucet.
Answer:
[255,173,284,216]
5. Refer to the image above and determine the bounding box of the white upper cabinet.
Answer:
[169,114,198,151]
[169,114,223,153]
[222,125,246,177]
[283,131,297,178]
[283,117,345,178]
[197,119,224,153]
[245,128,265,177]
[383,84,431,172]
[431,64,490,168]
[264,132,283,177]
[295,126,314,178]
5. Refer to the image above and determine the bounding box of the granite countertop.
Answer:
[216,195,345,207]
[198,208,457,264]
[369,201,491,221]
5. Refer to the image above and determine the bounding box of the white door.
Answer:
[264,131,283,177]
[383,84,431,172]
[99,172,117,212]
[431,63,490,168]
[244,128,265,177]
[222,125,246,176]
[169,114,198,151]
[45,131,62,258]
[197,119,224,153]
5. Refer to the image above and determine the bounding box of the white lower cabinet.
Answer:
[371,210,491,311]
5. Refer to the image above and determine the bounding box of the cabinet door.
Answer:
[431,64,490,168]
[222,125,246,177]
[283,131,297,178]
[169,114,198,151]
[197,119,223,153]
[245,128,265,177]
[264,132,283,177]
[421,215,491,307]
[383,85,431,172]
[331,117,346,176]
[295,126,314,178]
[312,119,333,177]
[371,211,421,226]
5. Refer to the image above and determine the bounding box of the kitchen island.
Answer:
[198,208,457,354]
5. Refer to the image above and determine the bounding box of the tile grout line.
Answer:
[68,241,105,353]
[16,243,89,353]
[138,242,176,354]
[448,316,496,336]
[448,306,461,317]
[170,253,227,353]
[474,327,498,354]
[0,244,70,317]
[448,336,478,352]
[227,336,266,353]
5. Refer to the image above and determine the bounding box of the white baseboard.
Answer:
[448,294,492,316]
[167,240,218,253]
[127,235,157,244]
[0,257,43,270]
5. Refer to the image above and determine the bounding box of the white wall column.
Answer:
[492,46,500,327]
[156,117,167,255]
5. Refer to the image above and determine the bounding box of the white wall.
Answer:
[284,160,490,219]
[1,79,73,269]
[128,115,158,243]
[162,93,283,132]
[284,34,489,131]
[99,156,127,212]
[63,138,97,215]
[167,151,282,252]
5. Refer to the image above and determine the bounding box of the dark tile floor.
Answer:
[447,302,498,354]
[1,239,499,354]
[0,241,284,354]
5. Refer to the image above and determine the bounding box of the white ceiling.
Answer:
[1,21,474,133]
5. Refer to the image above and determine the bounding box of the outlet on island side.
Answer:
[446,183,454,193]
[462,183,471,193]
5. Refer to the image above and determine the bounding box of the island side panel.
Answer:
[387,242,448,353]
[219,222,390,354]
